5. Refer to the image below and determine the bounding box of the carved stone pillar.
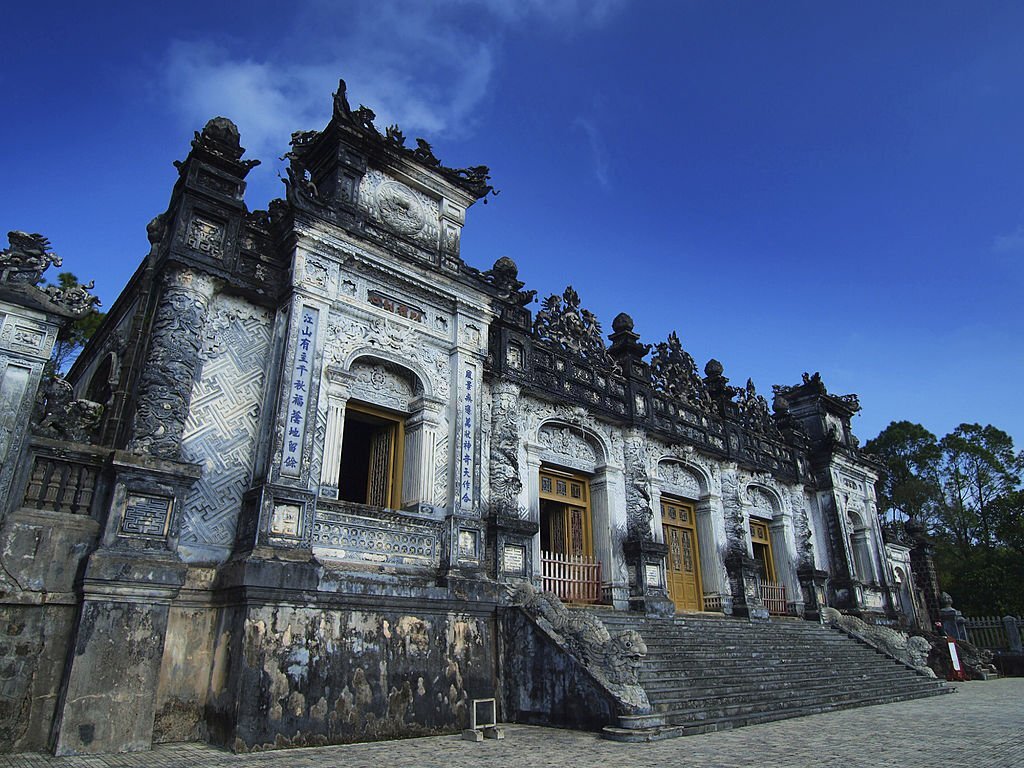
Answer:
[129,268,219,459]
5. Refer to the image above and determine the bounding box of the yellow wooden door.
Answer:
[662,500,703,611]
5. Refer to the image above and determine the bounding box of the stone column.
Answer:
[129,268,219,459]
[524,443,544,584]
[1004,616,1023,653]
[318,393,346,499]
[403,396,443,509]
[696,496,725,607]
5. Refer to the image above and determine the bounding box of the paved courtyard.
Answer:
[3,679,1021,768]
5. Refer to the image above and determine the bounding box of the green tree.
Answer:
[938,424,1023,553]
[43,271,105,373]
[867,421,1024,615]
[863,420,942,524]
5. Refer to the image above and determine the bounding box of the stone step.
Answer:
[660,682,948,725]
[648,673,940,708]
[655,686,951,734]
[591,609,947,740]
[642,666,927,695]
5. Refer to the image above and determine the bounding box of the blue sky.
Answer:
[3,1,1023,449]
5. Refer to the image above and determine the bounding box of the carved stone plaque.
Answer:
[645,564,662,588]
[185,215,224,259]
[270,503,302,537]
[458,529,478,560]
[502,544,526,575]
[120,493,172,538]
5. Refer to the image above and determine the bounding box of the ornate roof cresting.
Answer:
[532,286,617,369]
[330,79,496,200]
[473,256,536,307]
[649,331,711,407]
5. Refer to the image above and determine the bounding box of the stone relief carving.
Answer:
[347,359,416,412]
[512,584,651,713]
[433,432,449,506]
[533,287,617,370]
[538,424,598,467]
[790,488,815,567]
[359,169,440,247]
[720,464,747,553]
[325,314,450,400]
[657,460,702,499]
[624,435,654,540]
[746,485,777,520]
[130,269,218,459]
[489,381,525,517]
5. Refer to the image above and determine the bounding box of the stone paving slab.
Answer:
[3,679,1022,768]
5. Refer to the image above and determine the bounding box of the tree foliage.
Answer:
[43,271,105,373]
[866,420,1024,615]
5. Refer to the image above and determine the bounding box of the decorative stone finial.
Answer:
[612,313,634,333]
[1,231,61,285]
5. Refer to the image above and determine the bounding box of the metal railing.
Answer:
[541,551,602,604]
[965,615,1023,652]
[759,580,789,616]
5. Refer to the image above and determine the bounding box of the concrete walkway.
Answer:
[4,679,1022,768]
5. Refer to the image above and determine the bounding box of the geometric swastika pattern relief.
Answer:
[179,296,272,562]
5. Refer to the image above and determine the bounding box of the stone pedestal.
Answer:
[797,565,829,620]
[724,550,768,621]
[623,538,674,617]
[489,509,538,585]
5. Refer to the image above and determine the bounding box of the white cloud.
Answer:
[160,0,622,165]
[993,225,1024,254]
[573,117,612,190]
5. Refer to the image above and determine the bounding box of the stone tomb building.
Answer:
[0,83,922,754]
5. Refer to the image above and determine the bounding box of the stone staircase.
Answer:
[599,611,951,737]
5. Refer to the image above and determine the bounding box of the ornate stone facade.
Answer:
[0,83,912,756]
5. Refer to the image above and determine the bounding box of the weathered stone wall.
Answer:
[205,598,498,751]
[152,567,220,743]
[0,604,77,752]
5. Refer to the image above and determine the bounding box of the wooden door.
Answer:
[662,499,703,611]
[749,519,776,582]
[539,469,592,556]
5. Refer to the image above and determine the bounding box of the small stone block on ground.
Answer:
[461,728,484,742]
[483,726,505,739]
